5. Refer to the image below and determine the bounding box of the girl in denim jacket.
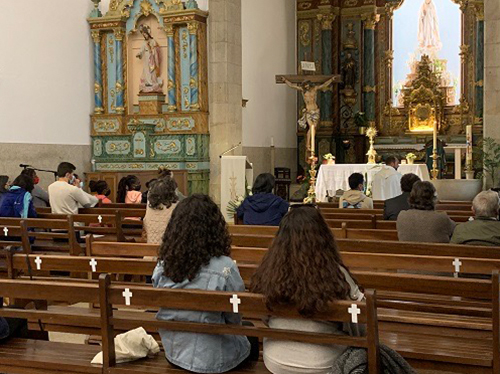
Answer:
[153,194,257,373]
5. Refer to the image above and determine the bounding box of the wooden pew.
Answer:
[98,273,381,373]
[0,279,102,373]
[319,207,473,217]
[22,217,81,256]
[5,253,496,373]
[0,270,381,374]
[38,213,118,239]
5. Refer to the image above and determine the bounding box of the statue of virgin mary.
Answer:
[136,25,164,93]
[418,0,442,58]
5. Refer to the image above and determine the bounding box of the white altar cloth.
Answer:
[315,163,430,202]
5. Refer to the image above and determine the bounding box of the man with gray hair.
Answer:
[451,190,500,246]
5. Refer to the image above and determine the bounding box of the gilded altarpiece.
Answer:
[88,0,209,194]
[296,0,483,168]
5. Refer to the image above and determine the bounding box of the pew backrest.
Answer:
[98,273,381,372]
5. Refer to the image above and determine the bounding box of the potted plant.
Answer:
[406,152,417,165]
[353,112,368,135]
[323,153,336,165]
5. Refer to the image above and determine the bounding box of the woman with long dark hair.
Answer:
[250,205,364,374]
[152,195,255,373]
[116,175,141,204]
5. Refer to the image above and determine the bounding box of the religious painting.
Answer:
[392,0,461,107]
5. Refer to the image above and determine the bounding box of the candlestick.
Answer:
[431,121,439,180]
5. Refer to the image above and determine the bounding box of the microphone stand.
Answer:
[20,165,58,181]
[219,142,242,158]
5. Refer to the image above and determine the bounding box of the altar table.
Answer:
[315,164,430,202]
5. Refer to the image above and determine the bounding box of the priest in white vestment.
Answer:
[372,156,402,201]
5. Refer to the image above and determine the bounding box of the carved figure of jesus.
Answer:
[136,25,163,93]
[418,0,442,58]
[283,77,336,164]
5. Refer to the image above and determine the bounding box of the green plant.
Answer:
[476,137,500,187]
[353,112,368,127]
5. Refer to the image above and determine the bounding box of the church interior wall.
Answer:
[0,0,98,187]
[241,0,298,179]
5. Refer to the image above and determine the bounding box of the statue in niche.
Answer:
[136,25,164,93]
[418,0,442,58]
[341,52,357,88]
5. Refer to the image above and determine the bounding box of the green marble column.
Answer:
[362,13,379,123]
[319,13,334,123]
[475,6,484,121]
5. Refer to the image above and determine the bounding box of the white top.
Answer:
[48,181,99,214]
[371,165,402,201]
[263,268,365,374]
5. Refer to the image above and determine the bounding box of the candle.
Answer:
[433,121,438,156]
[466,125,473,166]
[271,137,274,147]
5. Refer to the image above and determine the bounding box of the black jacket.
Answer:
[384,192,410,221]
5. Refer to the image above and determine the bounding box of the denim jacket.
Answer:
[152,256,251,373]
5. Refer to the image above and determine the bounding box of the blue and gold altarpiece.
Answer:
[88,0,209,194]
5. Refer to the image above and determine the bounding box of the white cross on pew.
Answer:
[98,215,103,224]
[34,256,42,270]
[348,304,361,324]
[230,294,241,313]
[122,288,133,306]
[453,258,462,278]
[3,227,8,236]
[89,258,97,273]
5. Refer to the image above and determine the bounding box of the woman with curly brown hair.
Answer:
[250,205,364,374]
[142,177,178,244]
[152,194,255,373]
[397,181,456,243]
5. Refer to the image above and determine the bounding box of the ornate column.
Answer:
[362,13,380,124]
[114,28,125,114]
[318,13,335,123]
[165,24,177,112]
[91,30,104,114]
[188,22,200,111]
[474,3,484,122]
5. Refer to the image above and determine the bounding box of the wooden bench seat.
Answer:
[380,330,493,373]
[0,338,102,374]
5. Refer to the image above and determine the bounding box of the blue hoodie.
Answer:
[236,193,289,226]
[0,187,37,219]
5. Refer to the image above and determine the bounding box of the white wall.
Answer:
[241,0,296,149]
[0,0,208,147]
[0,0,97,145]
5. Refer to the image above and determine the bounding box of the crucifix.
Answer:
[276,65,341,203]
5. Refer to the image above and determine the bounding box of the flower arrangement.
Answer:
[406,152,417,164]
[226,180,252,218]
[323,153,336,165]
[227,195,245,218]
